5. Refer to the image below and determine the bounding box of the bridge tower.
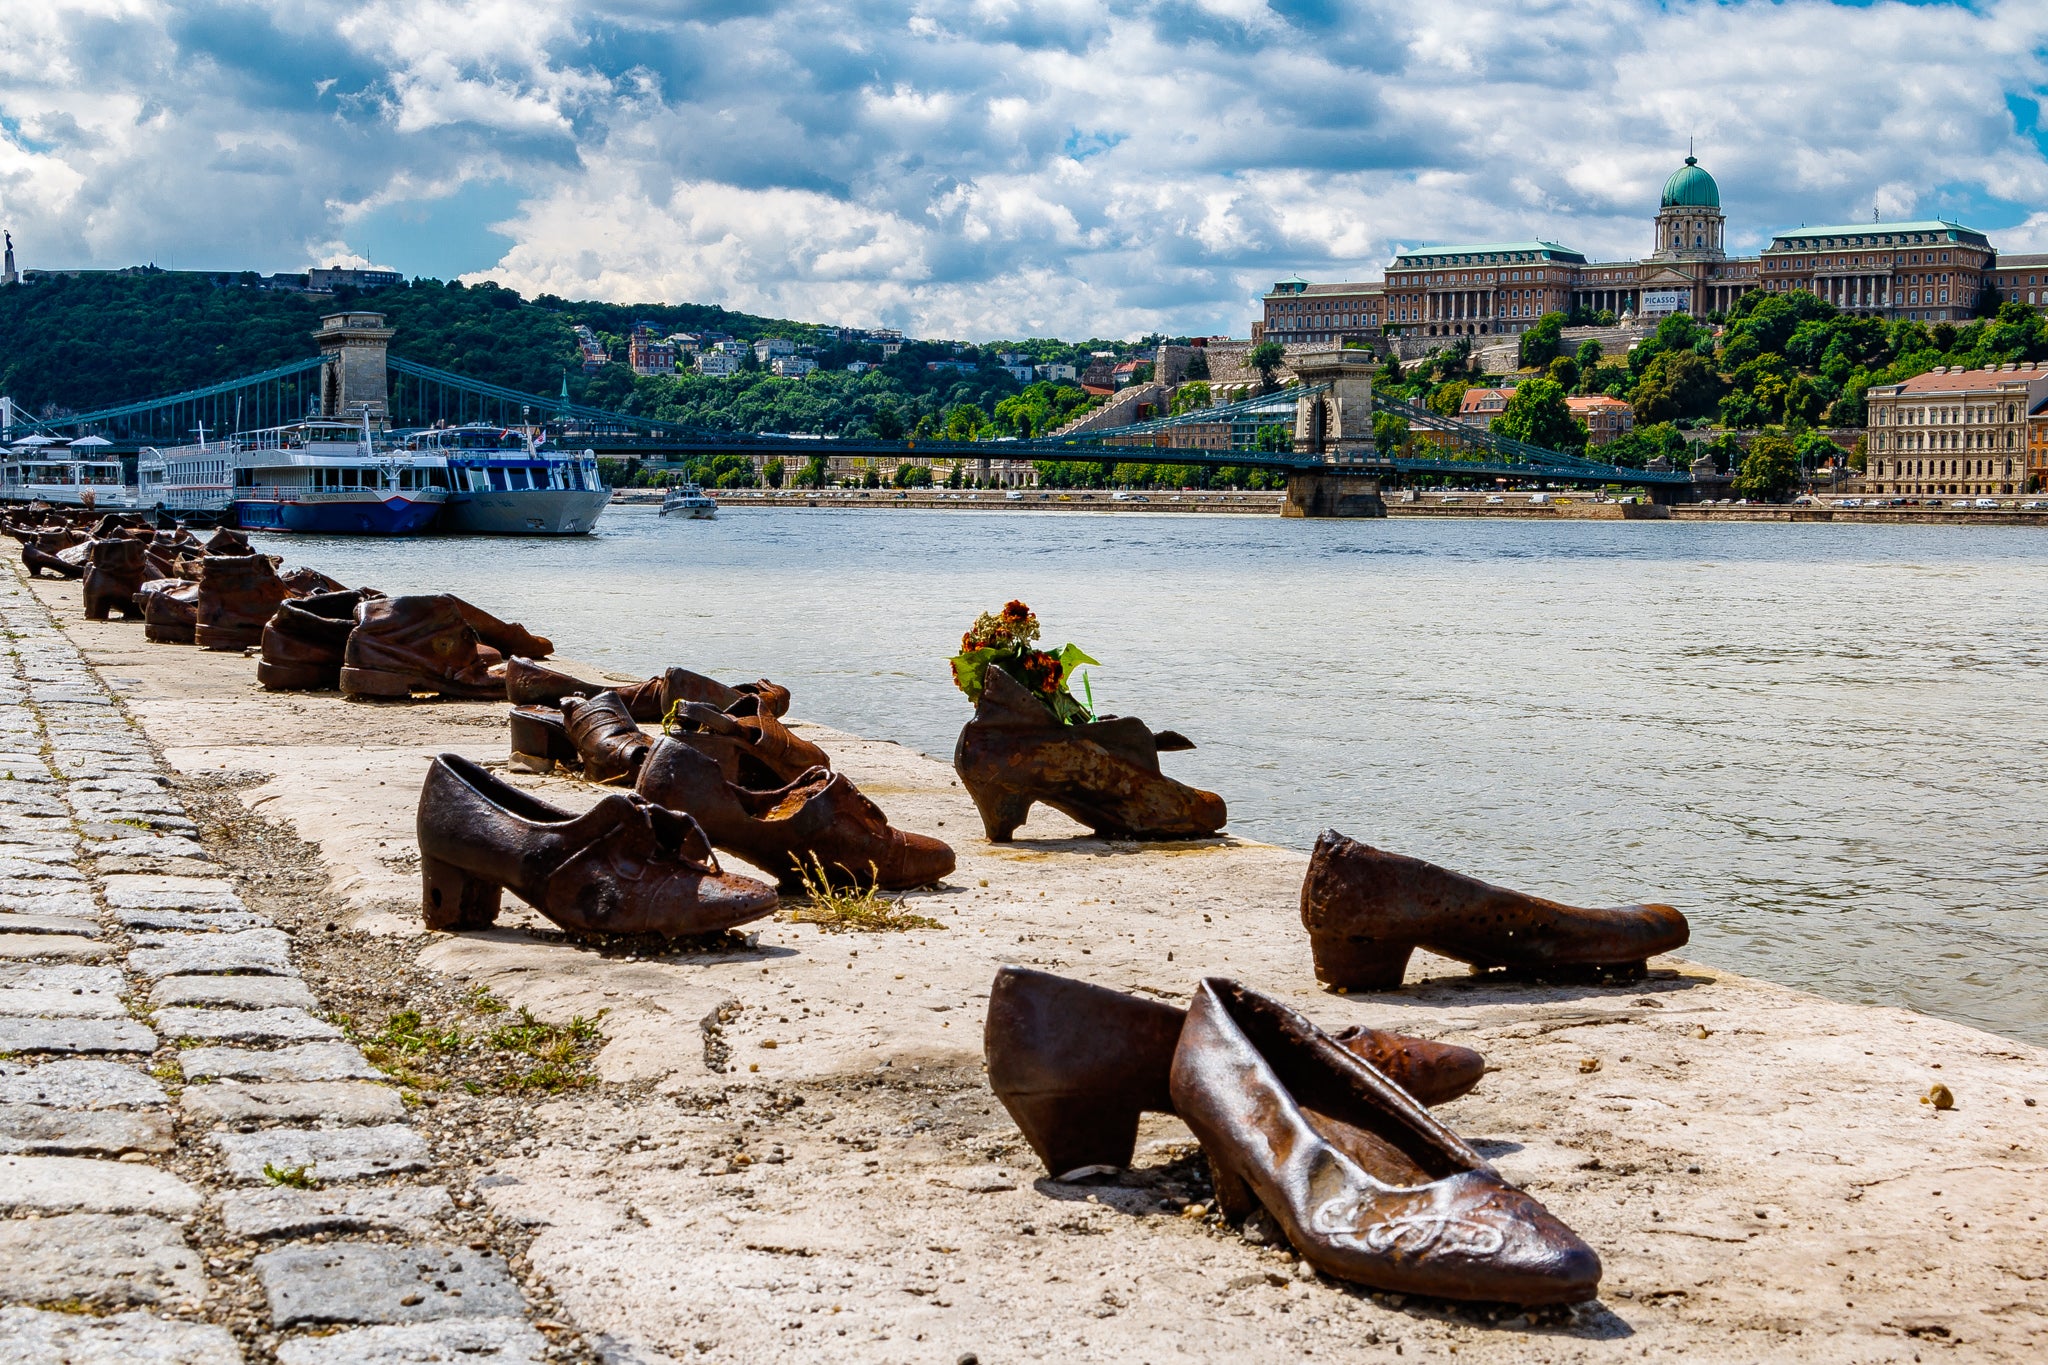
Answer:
[1283,349,1386,517]
[315,311,394,423]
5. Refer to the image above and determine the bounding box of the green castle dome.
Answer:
[1661,156,1719,209]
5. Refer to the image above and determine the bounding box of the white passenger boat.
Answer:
[396,425,609,535]
[658,483,718,519]
[146,419,447,534]
[1,436,144,510]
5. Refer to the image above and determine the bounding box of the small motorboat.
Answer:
[659,483,718,519]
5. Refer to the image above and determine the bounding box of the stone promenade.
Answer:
[0,561,553,1363]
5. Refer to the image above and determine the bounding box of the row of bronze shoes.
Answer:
[412,659,954,939]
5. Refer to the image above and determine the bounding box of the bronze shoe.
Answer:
[954,667,1225,842]
[139,578,200,644]
[341,595,505,699]
[562,691,653,783]
[202,527,253,556]
[635,736,952,891]
[415,752,778,937]
[278,565,348,599]
[1301,831,1691,990]
[985,967,1484,1179]
[450,597,552,661]
[82,538,147,621]
[257,590,376,691]
[507,705,580,773]
[1170,978,1601,1305]
[23,532,86,579]
[504,658,791,723]
[193,552,288,651]
[664,702,827,787]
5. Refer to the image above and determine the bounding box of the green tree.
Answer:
[1574,338,1605,376]
[1490,377,1586,453]
[1246,341,1286,393]
[795,454,829,488]
[1170,381,1213,416]
[893,463,933,488]
[1518,313,1565,368]
[1631,350,1720,424]
[1546,355,1580,390]
[1733,431,1802,501]
[1184,348,1210,380]
[1373,410,1409,455]
[762,458,785,488]
[1425,380,1470,418]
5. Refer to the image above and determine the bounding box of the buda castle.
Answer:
[1259,155,2048,348]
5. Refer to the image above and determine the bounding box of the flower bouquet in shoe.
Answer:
[948,600,1225,843]
[949,600,1099,725]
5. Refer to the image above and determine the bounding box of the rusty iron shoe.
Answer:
[562,691,654,783]
[414,753,778,938]
[82,538,148,621]
[340,594,505,699]
[504,658,791,723]
[953,667,1225,842]
[1300,831,1691,991]
[985,967,1485,1179]
[193,552,288,651]
[635,736,953,891]
[1170,978,1601,1305]
[663,702,828,787]
[139,578,201,644]
[257,589,378,691]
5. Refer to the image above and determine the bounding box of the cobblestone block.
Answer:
[0,1105,174,1155]
[150,975,315,1010]
[0,968,130,1015]
[181,1081,406,1126]
[0,1060,168,1108]
[158,1007,340,1043]
[181,1042,381,1083]
[102,874,245,912]
[0,1154,202,1216]
[0,1307,239,1364]
[220,1184,453,1239]
[0,843,83,864]
[274,1316,545,1365]
[129,928,293,978]
[114,907,271,933]
[0,856,86,880]
[89,835,213,862]
[255,1242,524,1327]
[0,910,104,938]
[0,889,96,916]
[0,934,111,960]
[214,1123,431,1183]
[0,1016,155,1053]
[72,776,174,796]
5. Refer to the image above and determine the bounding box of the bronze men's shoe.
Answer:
[504,658,791,723]
[278,566,348,599]
[1170,978,1600,1305]
[139,578,200,644]
[23,532,87,579]
[635,736,953,891]
[340,595,505,700]
[193,552,288,651]
[507,705,580,773]
[450,598,552,661]
[257,590,376,691]
[82,538,147,621]
[663,702,827,787]
[954,667,1225,842]
[1301,831,1691,991]
[985,967,1484,1179]
[202,527,252,556]
[415,752,779,938]
[143,531,198,581]
[562,691,653,783]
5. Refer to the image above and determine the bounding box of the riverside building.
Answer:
[1861,364,2048,498]
[1259,154,2012,345]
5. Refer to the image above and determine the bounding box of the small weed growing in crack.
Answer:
[464,985,508,1015]
[487,1007,606,1092]
[780,855,946,933]
[263,1162,318,1189]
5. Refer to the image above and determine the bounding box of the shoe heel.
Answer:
[340,666,422,698]
[1207,1155,1259,1222]
[1001,1091,1144,1178]
[967,784,1032,842]
[1310,934,1415,991]
[421,855,503,931]
[83,593,111,621]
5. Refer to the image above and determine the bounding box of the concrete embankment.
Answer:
[10,562,2048,1363]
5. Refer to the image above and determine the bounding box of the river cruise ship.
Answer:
[396,425,609,535]
[145,420,447,534]
[2,437,144,510]
[658,483,718,519]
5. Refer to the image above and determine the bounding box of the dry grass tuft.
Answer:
[780,854,946,933]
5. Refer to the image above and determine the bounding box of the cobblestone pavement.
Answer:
[0,562,552,1363]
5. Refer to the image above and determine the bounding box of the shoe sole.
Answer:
[194,625,263,651]
[257,660,339,691]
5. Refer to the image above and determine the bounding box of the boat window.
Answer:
[489,468,509,491]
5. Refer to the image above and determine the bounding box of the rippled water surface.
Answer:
[265,508,2048,1045]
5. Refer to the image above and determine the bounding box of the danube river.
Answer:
[270,508,2048,1046]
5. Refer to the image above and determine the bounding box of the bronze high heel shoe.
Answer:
[635,737,952,891]
[414,753,778,937]
[1300,831,1691,990]
[984,967,1486,1179]
[562,691,653,783]
[1171,978,1601,1305]
[953,667,1225,842]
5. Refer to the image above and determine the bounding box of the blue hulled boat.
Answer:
[204,420,448,534]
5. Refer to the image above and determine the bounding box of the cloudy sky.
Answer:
[3,0,2046,340]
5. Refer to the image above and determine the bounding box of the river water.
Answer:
[263,507,2048,1046]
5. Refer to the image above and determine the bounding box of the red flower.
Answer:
[1002,600,1032,622]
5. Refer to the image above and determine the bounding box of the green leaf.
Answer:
[1054,642,1100,685]
[949,646,1001,701]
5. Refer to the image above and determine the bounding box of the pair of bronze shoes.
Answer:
[1301,831,1692,989]
[508,688,824,788]
[987,967,1600,1306]
[505,656,790,723]
[335,595,554,698]
[954,667,1225,841]
[416,753,778,938]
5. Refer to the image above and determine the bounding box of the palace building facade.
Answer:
[1258,155,2034,346]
